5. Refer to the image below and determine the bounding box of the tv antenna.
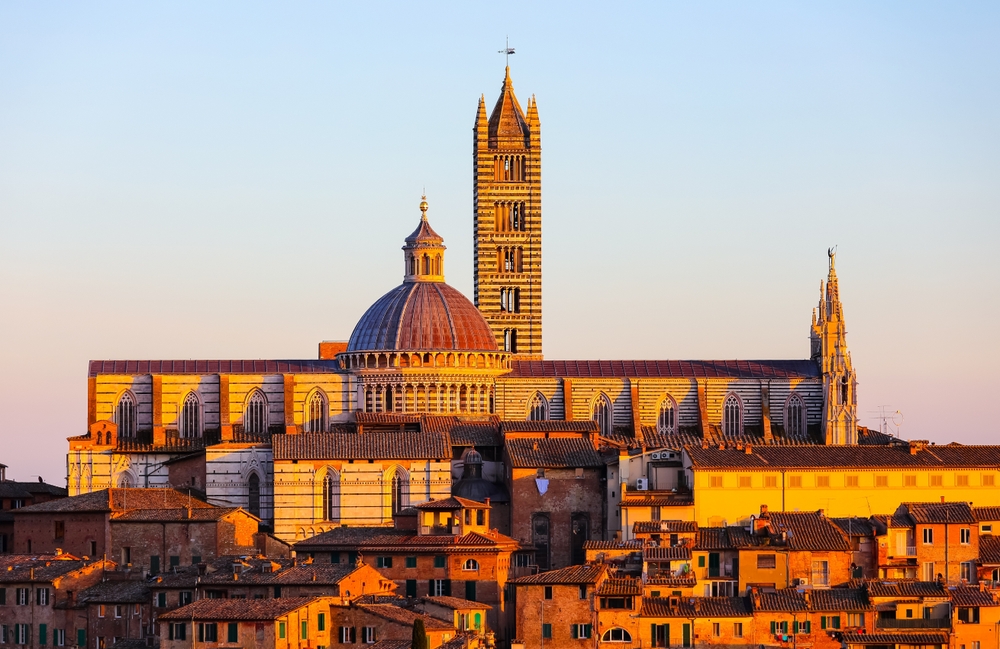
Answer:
[868,405,904,437]
[498,36,515,66]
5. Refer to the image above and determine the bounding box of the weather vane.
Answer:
[498,36,515,66]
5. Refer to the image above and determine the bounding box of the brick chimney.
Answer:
[318,341,348,360]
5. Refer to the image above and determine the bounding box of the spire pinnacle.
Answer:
[419,194,428,221]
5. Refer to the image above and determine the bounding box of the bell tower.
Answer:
[811,249,859,445]
[473,67,542,358]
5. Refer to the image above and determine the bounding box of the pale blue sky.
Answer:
[1,3,998,482]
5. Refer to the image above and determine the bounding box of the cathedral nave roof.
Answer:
[507,359,820,379]
[273,430,449,461]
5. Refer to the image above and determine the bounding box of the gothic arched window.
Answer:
[244,391,267,435]
[723,394,742,437]
[322,470,339,522]
[528,393,548,421]
[304,391,328,433]
[657,396,677,435]
[389,469,409,516]
[115,392,137,438]
[247,474,261,518]
[180,392,201,438]
[786,394,805,438]
[592,394,613,436]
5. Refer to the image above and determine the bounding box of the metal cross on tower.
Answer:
[498,36,515,66]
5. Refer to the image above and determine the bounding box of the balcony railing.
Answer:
[876,618,950,629]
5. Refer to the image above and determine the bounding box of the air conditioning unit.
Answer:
[797,577,808,586]
[636,478,649,491]
[650,452,661,460]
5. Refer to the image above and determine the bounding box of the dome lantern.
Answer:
[403,195,446,283]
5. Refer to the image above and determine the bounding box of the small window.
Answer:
[227,623,238,643]
[983,474,996,487]
[757,554,777,569]
[930,474,943,487]
[876,475,889,487]
[657,397,677,434]
[734,623,743,638]
[338,627,355,643]
[405,556,417,568]
[305,391,328,433]
[244,390,268,435]
[961,528,971,545]
[433,555,446,569]
[601,628,632,643]
[788,475,803,488]
[301,620,308,640]
[571,624,592,639]
[542,624,552,640]
[845,475,859,487]
[739,476,751,488]
[376,556,392,568]
[712,623,720,637]
[764,475,778,488]
[816,475,830,488]
[463,559,479,571]
[904,475,917,487]
[579,585,587,599]
[544,586,553,600]
[923,528,934,545]
[710,476,723,488]
[361,627,377,644]
[956,474,970,487]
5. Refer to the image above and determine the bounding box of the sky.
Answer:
[1,2,998,483]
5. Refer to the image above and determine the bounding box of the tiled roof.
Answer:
[973,506,1000,522]
[831,517,877,537]
[159,597,318,620]
[864,580,947,599]
[870,513,914,532]
[645,574,698,587]
[112,507,245,522]
[509,564,608,585]
[500,421,599,434]
[414,496,487,510]
[505,437,603,468]
[89,360,342,377]
[949,587,998,607]
[641,596,751,618]
[583,540,643,551]
[79,580,150,604]
[0,556,92,583]
[369,641,411,649]
[695,526,754,550]
[686,444,1000,469]
[596,577,642,596]
[422,595,491,610]
[422,416,501,447]
[767,512,851,551]
[273,431,449,460]
[980,536,1000,564]
[643,546,692,561]
[508,360,820,379]
[633,520,698,534]
[808,588,871,611]
[620,493,694,507]
[295,527,407,549]
[841,633,948,645]
[753,590,808,612]
[639,428,711,451]
[356,604,453,630]
[16,488,213,514]
[355,412,421,425]
[899,502,976,524]
[0,483,34,499]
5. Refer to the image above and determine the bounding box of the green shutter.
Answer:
[698,556,705,568]
[77,629,86,647]
[465,580,476,602]
[585,625,592,639]
[832,616,841,629]
[571,625,578,639]
[406,580,417,597]
[770,621,776,634]
[318,614,325,632]
[150,556,159,575]
[39,624,47,646]
[301,621,308,639]
[792,621,799,634]
[278,622,285,639]
[821,616,827,630]
[228,623,238,643]
[406,556,417,568]
[803,621,811,633]
[542,623,552,639]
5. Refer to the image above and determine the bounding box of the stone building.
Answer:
[66,67,868,547]
[0,464,66,554]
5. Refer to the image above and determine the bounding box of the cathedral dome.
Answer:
[347,282,498,352]
[346,197,499,354]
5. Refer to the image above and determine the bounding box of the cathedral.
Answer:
[67,67,861,545]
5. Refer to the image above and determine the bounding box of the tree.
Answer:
[411,619,428,649]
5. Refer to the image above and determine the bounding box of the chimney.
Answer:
[318,341,348,360]
[941,496,945,503]
[818,509,825,518]
[802,590,811,607]
[744,444,753,455]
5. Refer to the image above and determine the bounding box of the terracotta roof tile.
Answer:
[980,536,1000,564]
[973,506,1000,522]
[753,589,808,612]
[421,595,491,610]
[695,527,757,550]
[112,507,246,522]
[686,444,1000,469]
[644,546,692,561]
[79,580,150,604]
[273,431,449,460]
[422,416,501,446]
[89,360,342,378]
[500,421,599,434]
[505,437,603,468]
[808,588,871,611]
[633,520,698,534]
[641,596,751,618]
[863,580,947,598]
[583,540,643,551]
[831,517,877,537]
[841,633,948,645]
[509,564,608,585]
[160,597,319,620]
[899,502,976,524]
[414,497,487,510]
[294,527,407,549]
[949,586,998,607]
[0,556,95,583]
[620,493,694,507]
[508,360,820,380]
[645,574,698,587]
[17,488,212,514]
[767,512,851,551]
[596,577,642,596]
[356,604,453,630]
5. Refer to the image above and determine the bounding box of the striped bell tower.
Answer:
[473,67,542,358]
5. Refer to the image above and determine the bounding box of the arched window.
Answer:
[244,391,268,435]
[304,391,328,433]
[785,394,805,438]
[841,375,850,404]
[247,474,261,518]
[723,394,742,437]
[657,396,677,434]
[463,559,479,571]
[115,392,137,438]
[602,629,633,643]
[322,470,340,522]
[117,474,131,488]
[386,468,409,516]
[592,394,613,436]
[180,392,201,438]
[384,386,394,413]
[527,393,548,421]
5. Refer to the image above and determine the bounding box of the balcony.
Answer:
[876,618,950,629]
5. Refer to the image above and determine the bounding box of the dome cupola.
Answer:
[403,196,446,282]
